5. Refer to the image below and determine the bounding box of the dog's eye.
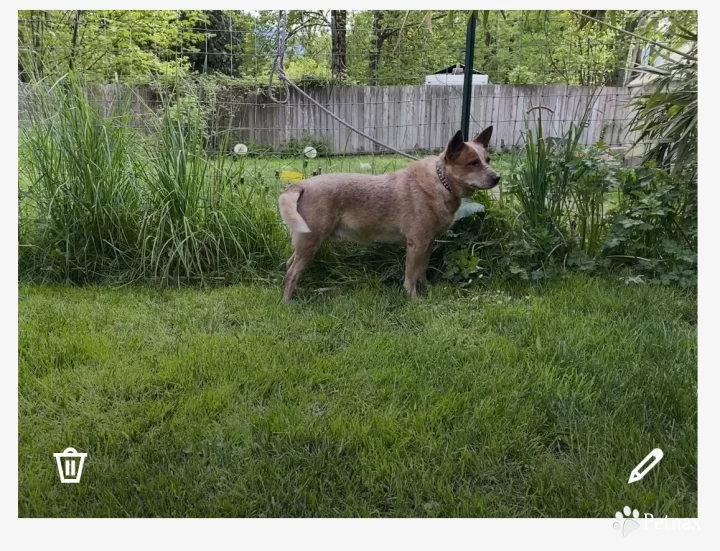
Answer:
[470,160,481,167]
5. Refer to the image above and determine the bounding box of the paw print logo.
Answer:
[613,506,641,537]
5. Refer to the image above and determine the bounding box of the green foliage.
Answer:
[442,248,481,287]
[137,104,285,284]
[477,11,619,85]
[19,10,694,87]
[439,101,695,287]
[18,6,698,291]
[502,98,618,264]
[183,11,255,78]
[629,39,697,174]
[19,74,141,282]
[18,10,209,83]
[19,75,697,288]
[507,66,539,84]
[285,58,332,85]
[602,165,696,286]
[160,94,209,144]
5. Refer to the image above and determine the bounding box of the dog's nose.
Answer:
[493,174,501,185]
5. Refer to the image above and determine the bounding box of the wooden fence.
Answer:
[220,84,635,153]
[19,83,637,154]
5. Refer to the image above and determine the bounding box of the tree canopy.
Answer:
[18,10,697,87]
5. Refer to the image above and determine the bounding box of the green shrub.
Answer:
[602,164,696,286]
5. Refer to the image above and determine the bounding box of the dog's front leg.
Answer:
[417,240,434,287]
[404,237,432,298]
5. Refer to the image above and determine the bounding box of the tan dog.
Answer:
[278,127,500,301]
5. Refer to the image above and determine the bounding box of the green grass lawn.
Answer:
[18,276,696,517]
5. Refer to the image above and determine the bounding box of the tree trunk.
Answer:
[609,12,646,86]
[482,21,495,73]
[370,11,384,86]
[69,10,81,72]
[330,10,347,82]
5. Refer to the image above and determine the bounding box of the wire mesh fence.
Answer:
[18,10,672,159]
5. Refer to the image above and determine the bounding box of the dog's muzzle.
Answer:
[473,174,501,189]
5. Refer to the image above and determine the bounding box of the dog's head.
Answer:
[442,127,500,194]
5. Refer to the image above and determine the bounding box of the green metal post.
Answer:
[461,11,477,140]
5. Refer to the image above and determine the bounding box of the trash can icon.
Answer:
[54,447,87,483]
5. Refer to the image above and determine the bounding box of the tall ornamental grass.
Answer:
[20,74,140,282]
[19,74,286,285]
[137,100,285,284]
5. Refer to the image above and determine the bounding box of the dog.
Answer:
[278,126,500,301]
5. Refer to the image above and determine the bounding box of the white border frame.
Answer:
[5,2,716,550]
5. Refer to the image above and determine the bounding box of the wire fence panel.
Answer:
[19,10,671,159]
[19,11,656,86]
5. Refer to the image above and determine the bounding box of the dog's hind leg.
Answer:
[283,233,322,302]
[404,236,433,298]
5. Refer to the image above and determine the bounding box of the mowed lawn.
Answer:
[18,276,697,517]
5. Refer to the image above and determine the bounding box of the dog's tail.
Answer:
[278,185,311,233]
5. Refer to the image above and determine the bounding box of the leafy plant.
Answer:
[506,97,598,232]
[565,144,621,256]
[503,93,620,263]
[602,164,696,286]
[443,248,481,287]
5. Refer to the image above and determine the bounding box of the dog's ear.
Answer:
[473,125,493,149]
[445,130,465,162]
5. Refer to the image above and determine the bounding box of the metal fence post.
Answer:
[461,11,477,140]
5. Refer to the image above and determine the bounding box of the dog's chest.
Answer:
[432,198,462,235]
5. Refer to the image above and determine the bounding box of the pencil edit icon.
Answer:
[54,447,87,483]
[629,448,663,484]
